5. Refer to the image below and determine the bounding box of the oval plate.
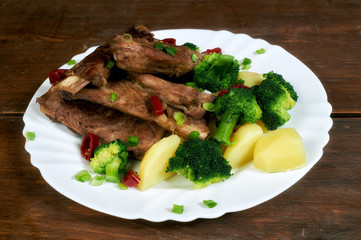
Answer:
[23,29,333,222]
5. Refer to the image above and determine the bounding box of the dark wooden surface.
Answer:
[1,0,360,239]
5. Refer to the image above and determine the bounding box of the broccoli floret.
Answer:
[213,87,262,145]
[193,53,242,92]
[166,138,232,189]
[183,42,199,51]
[90,139,128,183]
[252,72,298,130]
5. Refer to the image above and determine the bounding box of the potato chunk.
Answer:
[238,71,265,87]
[253,128,306,172]
[223,123,263,169]
[138,135,181,191]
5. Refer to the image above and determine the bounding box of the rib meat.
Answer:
[53,25,154,96]
[37,88,166,159]
[110,36,202,77]
[130,73,215,119]
[72,78,211,139]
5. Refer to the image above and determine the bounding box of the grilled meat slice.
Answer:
[37,88,165,159]
[110,35,202,77]
[72,78,211,139]
[53,25,154,96]
[130,73,215,119]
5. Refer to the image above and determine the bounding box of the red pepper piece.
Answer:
[203,47,222,55]
[151,95,164,115]
[123,169,140,187]
[49,69,68,85]
[80,133,99,160]
[218,84,250,97]
[162,38,176,45]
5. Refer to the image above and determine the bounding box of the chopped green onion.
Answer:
[109,39,114,45]
[172,204,184,214]
[109,92,118,102]
[256,48,266,54]
[106,61,115,69]
[75,170,91,182]
[203,200,217,208]
[121,33,132,42]
[202,102,215,112]
[240,57,251,70]
[188,131,200,139]
[25,131,36,141]
[153,42,163,50]
[67,59,76,65]
[153,42,178,56]
[90,175,106,186]
[173,112,186,126]
[126,135,139,147]
[118,182,128,190]
[164,46,178,56]
[191,52,198,63]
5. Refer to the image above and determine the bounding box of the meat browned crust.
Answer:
[37,88,166,159]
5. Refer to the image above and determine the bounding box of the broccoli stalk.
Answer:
[193,53,242,93]
[213,87,262,145]
[90,139,128,183]
[166,138,232,189]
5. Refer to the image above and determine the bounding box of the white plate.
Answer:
[23,29,333,222]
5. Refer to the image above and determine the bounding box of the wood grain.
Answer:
[0,0,360,239]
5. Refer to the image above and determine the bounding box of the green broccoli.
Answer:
[213,87,262,145]
[183,42,199,51]
[193,53,242,92]
[252,72,298,130]
[90,139,128,183]
[166,138,232,189]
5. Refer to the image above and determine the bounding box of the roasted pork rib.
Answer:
[37,88,166,159]
[71,76,212,139]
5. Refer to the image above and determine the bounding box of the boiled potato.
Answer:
[253,128,306,172]
[138,135,181,191]
[238,71,265,87]
[255,120,268,133]
[223,123,264,169]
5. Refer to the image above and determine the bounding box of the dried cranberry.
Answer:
[162,38,176,45]
[80,133,99,160]
[203,47,222,55]
[49,69,68,85]
[123,170,140,187]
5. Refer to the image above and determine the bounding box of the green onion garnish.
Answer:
[173,112,186,126]
[109,39,114,45]
[90,175,106,186]
[240,57,252,70]
[127,135,139,147]
[109,92,118,102]
[75,170,91,182]
[106,61,115,69]
[191,52,198,63]
[203,200,217,208]
[121,33,133,42]
[153,42,178,56]
[67,59,76,65]
[256,48,266,54]
[25,131,36,141]
[118,182,128,190]
[172,204,184,214]
[202,102,215,112]
[188,131,200,139]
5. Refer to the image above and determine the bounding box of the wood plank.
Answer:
[1,116,359,239]
[0,0,360,113]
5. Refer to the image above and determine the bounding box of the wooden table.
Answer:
[1,0,360,239]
